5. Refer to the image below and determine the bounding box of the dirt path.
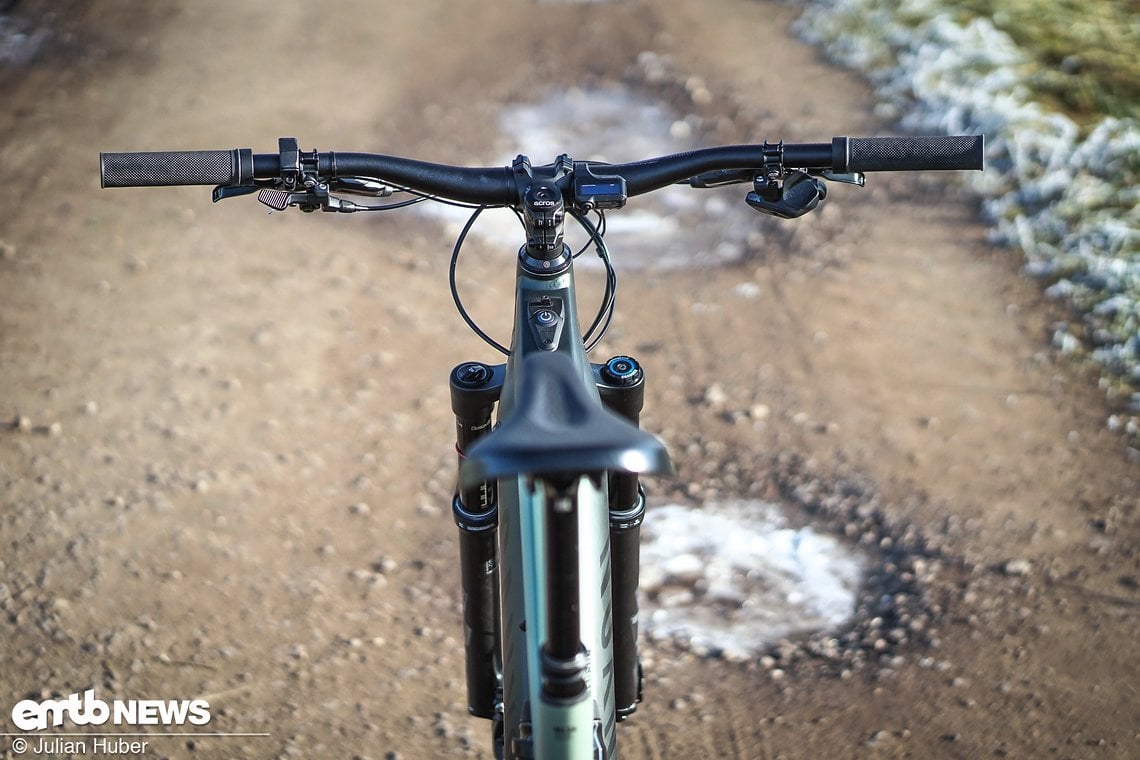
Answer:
[1,1,1137,758]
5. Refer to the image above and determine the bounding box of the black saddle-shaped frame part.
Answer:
[459,352,674,487]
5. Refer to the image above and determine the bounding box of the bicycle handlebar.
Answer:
[100,135,983,203]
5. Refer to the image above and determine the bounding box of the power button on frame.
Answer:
[527,296,565,351]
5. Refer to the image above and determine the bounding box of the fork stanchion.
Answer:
[608,487,646,719]
[453,494,499,718]
[597,356,647,719]
[451,362,505,719]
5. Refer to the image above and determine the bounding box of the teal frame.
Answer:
[495,263,617,759]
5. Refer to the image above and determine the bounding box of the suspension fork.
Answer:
[595,355,648,719]
[450,361,506,719]
[450,353,649,741]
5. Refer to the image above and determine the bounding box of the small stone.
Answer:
[734,282,762,299]
[867,730,890,746]
[749,404,770,420]
[1003,559,1032,577]
[669,120,693,140]
[690,87,713,106]
[703,384,728,406]
[349,502,371,516]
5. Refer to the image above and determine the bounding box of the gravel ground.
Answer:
[1,1,1138,758]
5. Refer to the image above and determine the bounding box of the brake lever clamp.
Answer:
[214,134,319,205]
[752,140,786,202]
[254,136,363,212]
[745,170,828,220]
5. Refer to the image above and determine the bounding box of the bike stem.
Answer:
[513,155,573,276]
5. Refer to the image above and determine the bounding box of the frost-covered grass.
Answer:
[792,0,1140,439]
[956,0,1139,123]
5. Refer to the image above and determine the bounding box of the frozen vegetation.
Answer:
[795,0,1140,435]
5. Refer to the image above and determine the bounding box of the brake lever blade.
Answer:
[819,169,866,187]
[330,177,396,197]
[684,169,755,188]
[212,185,260,203]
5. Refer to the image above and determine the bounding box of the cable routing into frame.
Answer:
[448,207,617,355]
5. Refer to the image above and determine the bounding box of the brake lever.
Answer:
[212,185,260,203]
[818,169,866,187]
[683,169,755,188]
[330,177,396,197]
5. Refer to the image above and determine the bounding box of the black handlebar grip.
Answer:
[835,135,984,173]
[100,148,254,187]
